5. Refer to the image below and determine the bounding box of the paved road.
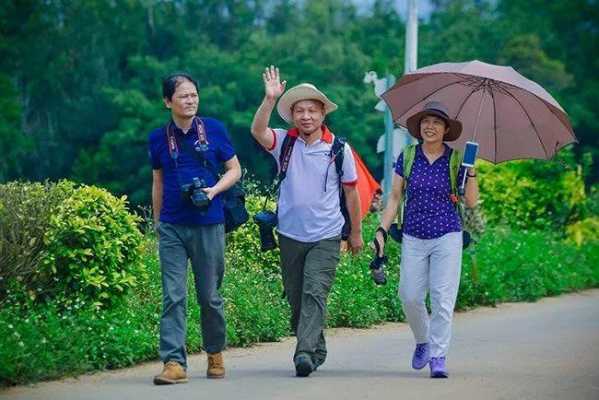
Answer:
[2,290,599,400]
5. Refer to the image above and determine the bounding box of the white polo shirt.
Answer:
[266,126,357,243]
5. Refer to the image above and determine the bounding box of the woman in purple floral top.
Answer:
[374,101,479,378]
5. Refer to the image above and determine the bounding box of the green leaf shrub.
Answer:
[39,185,145,308]
[1,192,598,385]
[477,149,588,230]
[0,181,75,300]
[457,227,599,307]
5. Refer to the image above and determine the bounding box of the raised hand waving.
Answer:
[263,65,287,101]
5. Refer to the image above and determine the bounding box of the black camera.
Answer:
[254,210,278,251]
[370,227,388,285]
[181,177,211,210]
[369,255,387,285]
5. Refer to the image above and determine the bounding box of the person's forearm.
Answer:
[250,96,276,139]
[212,167,241,195]
[379,194,401,231]
[344,187,362,235]
[152,183,163,225]
[464,169,480,208]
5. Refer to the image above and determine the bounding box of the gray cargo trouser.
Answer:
[157,222,226,368]
[279,234,341,366]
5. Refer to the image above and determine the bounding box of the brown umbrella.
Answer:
[381,60,577,163]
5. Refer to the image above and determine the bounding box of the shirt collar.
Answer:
[417,143,450,159]
[287,125,333,144]
[170,119,198,136]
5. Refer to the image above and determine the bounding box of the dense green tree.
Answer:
[0,0,596,202]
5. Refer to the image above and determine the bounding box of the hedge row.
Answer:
[1,179,598,385]
[1,216,598,385]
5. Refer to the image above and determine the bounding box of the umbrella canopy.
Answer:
[381,60,577,163]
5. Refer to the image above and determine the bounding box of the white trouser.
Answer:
[399,231,462,358]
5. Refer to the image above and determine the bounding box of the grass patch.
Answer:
[1,219,598,385]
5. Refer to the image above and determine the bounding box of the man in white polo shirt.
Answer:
[251,66,363,377]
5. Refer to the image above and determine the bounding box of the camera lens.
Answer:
[369,256,387,285]
[254,211,278,251]
[258,224,277,251]
[184,177,210,210]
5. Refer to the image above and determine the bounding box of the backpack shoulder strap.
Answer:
[398,144,417,226]
[332,136,350,238]
[332,136,346,180]
[402,144,417,181]
[278,133,297,180]
[449,147,463,196]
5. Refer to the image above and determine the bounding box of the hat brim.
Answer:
[406,110,462,142]
[277,84,337,123]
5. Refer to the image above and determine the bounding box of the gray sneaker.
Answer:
[294,353,313,377]
[312,350,326,371]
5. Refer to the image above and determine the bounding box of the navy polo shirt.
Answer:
[395,144,465,239]
[148,117,235,226]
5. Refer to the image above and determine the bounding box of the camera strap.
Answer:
[273,134,296,193]
[165,117,219,182]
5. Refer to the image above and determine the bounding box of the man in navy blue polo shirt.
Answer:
[149,73,241,384]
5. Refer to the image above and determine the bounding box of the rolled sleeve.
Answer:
[149,136,162,170]
[209,120,234,162]
[266,128,278,152]
[268,129,288,170]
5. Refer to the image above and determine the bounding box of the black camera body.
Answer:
[181,177,211,210]
[254,210,278,251]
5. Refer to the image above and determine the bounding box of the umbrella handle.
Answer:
[459,170,467,196]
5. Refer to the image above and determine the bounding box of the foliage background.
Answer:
[1,0,598,387]
[0,182,597,385]
[1,0,597,202]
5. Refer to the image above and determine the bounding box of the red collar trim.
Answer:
[287,125,333,144]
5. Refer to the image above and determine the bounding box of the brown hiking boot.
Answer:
[207,352,225,379]
[153,361,188,385]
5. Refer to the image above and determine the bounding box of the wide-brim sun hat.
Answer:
[406,101,462,142]
[277,83,338,123]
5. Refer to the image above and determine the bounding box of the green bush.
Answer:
[2,190,599,386]
[477,148,588,230]
[38,185,145,308]
[0,181,75,300]
[222,190,292,346]
[457,227,599,307]
[328,216,403,327]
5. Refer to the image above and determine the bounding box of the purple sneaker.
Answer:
[430,357,448,378]
[411,343,430,369]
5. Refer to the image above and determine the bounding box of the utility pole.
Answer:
[366,0,419,206]
[389,0,419,205]
[382,74,396,205]
[405,0,418,74]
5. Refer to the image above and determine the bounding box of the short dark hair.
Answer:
[162,72,198,101]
